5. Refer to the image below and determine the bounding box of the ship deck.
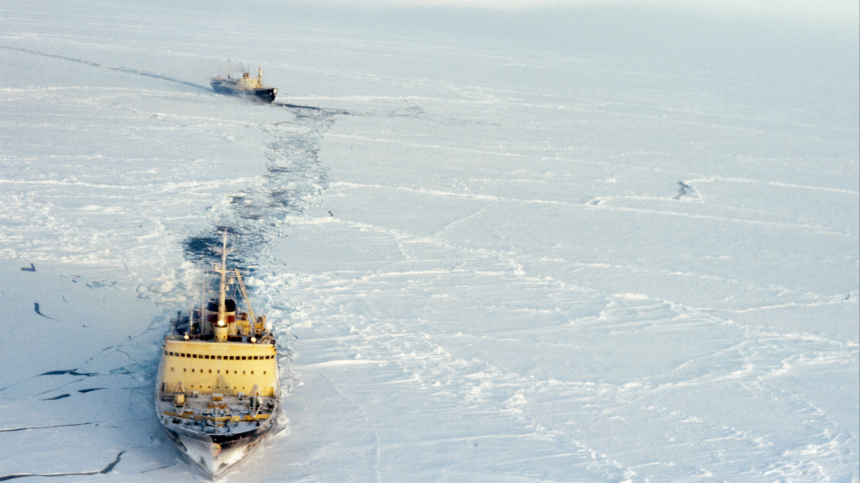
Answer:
[156,391,277,438]
[156,390,279,478]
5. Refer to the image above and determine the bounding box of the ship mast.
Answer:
[216,231,229,325]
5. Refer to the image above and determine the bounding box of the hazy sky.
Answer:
[297,0,858,29]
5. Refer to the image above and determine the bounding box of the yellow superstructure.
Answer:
[159,339,278,397]
[237,69,265,90]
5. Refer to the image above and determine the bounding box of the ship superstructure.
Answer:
[211,62,277,103]
[155,232,279,479]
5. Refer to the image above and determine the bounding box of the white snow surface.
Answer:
[0,1,857,481]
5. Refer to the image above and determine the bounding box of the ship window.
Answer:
[242,356,247,360]
[251,371,254,375]
[193,354,198,359]
[191,369,194,372]
[263,371,266,374]
[204,355,209,359]
[171,368,174,371]
[183,368,186,372]
[234,371,238,374]
[209,369,212,373]
[243,371,246,375]
[229,356,234,360]
[217,356,222,360]
[217,370,220,374]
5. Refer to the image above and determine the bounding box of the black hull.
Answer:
[162,422,274,479]
[211,80,277,103]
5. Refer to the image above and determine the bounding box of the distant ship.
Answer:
[155,232,280,479]
[211,62,277,103]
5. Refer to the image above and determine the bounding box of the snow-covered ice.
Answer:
[0,1,857,481]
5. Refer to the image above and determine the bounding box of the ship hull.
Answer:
[211,80,277,103]
[161,421,275,479]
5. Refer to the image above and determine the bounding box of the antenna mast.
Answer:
[215,231,229,325]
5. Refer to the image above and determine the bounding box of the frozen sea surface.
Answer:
[0,1,857,481]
